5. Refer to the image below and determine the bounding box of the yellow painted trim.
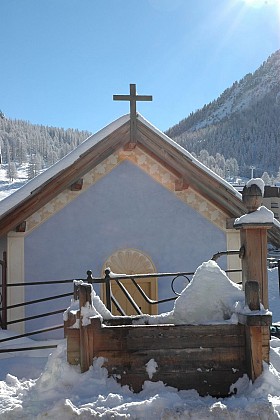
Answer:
[101,248,158,315]
[7,232,25,333]
[25,145,229,234]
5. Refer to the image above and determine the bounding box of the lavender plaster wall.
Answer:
[24,161,226,337]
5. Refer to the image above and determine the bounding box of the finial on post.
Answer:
[242,184,263,213]
[242,179,264,213]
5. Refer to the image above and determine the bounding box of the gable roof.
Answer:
[0,113,279,245]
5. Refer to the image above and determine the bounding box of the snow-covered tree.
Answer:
[261,171,272,185]
[6,161,18,182]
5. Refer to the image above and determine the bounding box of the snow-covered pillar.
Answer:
[234,179,273,309]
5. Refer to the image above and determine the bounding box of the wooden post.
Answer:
[244,281,262,380]
[245,324,263,382]
[240,226,271,308]
[245,280,260,310]
[73,281,80,300]
[79,282,92,373]
[64,281,81,338]
[238,281,271,381]
[235,183,272,309]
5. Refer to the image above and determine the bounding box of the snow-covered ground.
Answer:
[0,164,29,201]
[0,267,280,419]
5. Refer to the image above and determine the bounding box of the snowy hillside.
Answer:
[0,164,29,201]
[0,116,90,185]
[180,51,280,132]
[166,50,280,177]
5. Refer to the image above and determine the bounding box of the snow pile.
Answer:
[173,260,244,324]
[1,339,280,418]
[145,359,158,379]
[63,281,112,326]
[90,286,113,320]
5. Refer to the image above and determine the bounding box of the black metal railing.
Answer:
[86,266,243,316]
[0,277,82,352]
[0,254,245,352]
[0,250,279,353]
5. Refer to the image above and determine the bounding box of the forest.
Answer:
[166,50,280,180]
[0,113,91,181]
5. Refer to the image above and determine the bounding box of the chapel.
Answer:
[0,84,278,337]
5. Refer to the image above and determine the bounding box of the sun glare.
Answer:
[243,0,280,7]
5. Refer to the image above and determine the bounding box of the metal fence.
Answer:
[0,263,244,353]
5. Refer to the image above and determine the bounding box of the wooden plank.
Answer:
[64,311,79,337]
[94,324,245,351]
[80,324,91,373]
[238,313,272,326]
[97,347,246,371]
[66,328,80,365]
[245,325,263,381]
[111,370,244,396]
[102,322,244,334]
[262,325,270,363]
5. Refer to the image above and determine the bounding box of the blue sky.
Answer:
[1,0,279,133]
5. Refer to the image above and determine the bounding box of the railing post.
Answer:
[0,251,7,329]
[104,268,112,312]
[278,260,280,296]
[79,282,92,373]
[86,270,94,283]
[64,280,81,339]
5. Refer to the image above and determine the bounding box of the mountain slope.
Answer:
[0,117,91,172]
[166,50,280,177]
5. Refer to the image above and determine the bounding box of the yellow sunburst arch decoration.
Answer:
[101,248,158,315]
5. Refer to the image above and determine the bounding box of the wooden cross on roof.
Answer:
[113,84,152,142]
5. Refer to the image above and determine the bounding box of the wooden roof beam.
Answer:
[137,123,245,215]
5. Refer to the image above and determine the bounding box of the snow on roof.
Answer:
[0,113,241,219]
[137,114,242,200]
[0,114,130,217]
